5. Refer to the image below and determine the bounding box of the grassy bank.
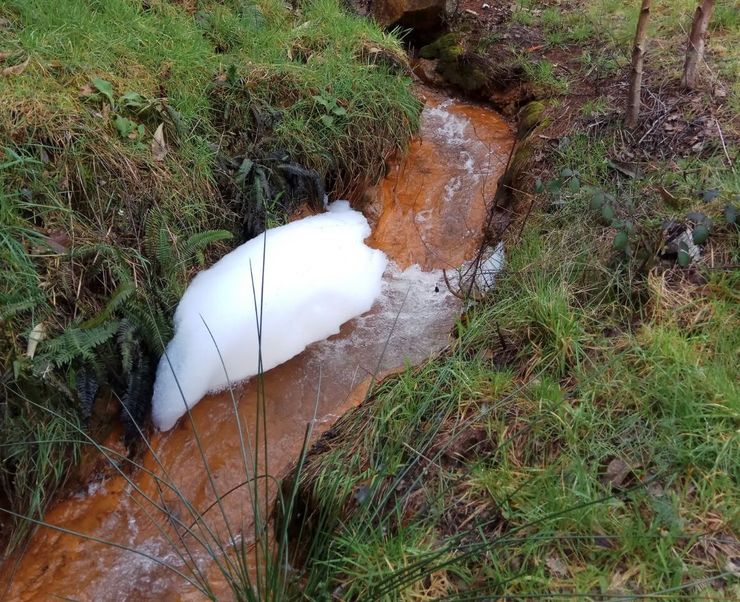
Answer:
[0,0,419,550]
[288,1,739,598]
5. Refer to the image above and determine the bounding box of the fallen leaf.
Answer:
[656,186,680,208]
[26,322,47,358]
[152,123,167,161]
[545,555,568,577]
[2,55,30,76]
[602,457,633,488]
[79,83,95,97]
[36,230,69,254]
[609,564,641,592]
[725,556,740,577]
[607,159,638,179]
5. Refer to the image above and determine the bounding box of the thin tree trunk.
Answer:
[681,0,715,89]
[626,0,652,129]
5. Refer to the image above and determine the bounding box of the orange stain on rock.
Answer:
[367,88,513,270]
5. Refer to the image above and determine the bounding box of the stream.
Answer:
[5,87,514,601]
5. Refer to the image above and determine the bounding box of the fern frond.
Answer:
[75,367,99,423]
[41,321,120,367]
[116,319,140,375]
[178,229,233,267]
[81,283,136,329]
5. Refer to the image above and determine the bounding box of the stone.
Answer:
[354,0,454,32]
[411,58,445,86]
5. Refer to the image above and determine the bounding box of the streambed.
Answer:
[5,88,513,601]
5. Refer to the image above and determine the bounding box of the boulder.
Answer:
[353,0,453,33]
[411,58,445,86]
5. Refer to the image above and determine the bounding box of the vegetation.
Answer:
[286,0,739,598]
[0,0,419,550]
[0,0,737,599]
[292,140,738,598]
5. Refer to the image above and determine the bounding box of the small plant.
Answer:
[312,92,348,128]
[536,167,581,210]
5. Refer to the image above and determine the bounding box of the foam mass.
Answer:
[151,202,387,430]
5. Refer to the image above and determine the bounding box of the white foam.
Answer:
[314,262,457,374]
[425,101,468,145]
[449,242,506,299]
[151,201,387,431]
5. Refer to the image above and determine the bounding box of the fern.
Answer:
[81,282,136,329]
[117,319,140,375]
[120,352,154,444]
[124,300,172,355]
[156,223,176,274]
[0,290,45,321]
[41,321,120,367]
[75,367,99,423]
[178,229,232,267]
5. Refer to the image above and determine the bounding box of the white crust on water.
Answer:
[151,201,387,431]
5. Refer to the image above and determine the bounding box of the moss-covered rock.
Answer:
[517,100,546,137]
[419,33,463,62]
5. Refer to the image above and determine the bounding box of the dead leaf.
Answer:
[609,564,641,592]
[545,555,568,578]
[2,55,30,76]
[602,457,633,488]
[43,230,70,253]
[26,322,47,358]
[724,557,740,577]
[151,123,167,161]
[656,185,680,208]
[0,51,12,62]
[79,83,95,98]
[607,159,638,179]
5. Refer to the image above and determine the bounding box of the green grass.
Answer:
[519,56,570,93]
[290,166,739,597]
[0,0,419,552]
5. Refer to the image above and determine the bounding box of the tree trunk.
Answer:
[626,0,652,129]
[681,0,715,90]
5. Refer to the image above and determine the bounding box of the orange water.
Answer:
[3,90,513,601]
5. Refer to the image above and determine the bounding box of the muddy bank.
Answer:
[4,90,513,601]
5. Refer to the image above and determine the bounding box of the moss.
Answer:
[517,100,547,138]
[419,33,463,62]
[437,60,489,93]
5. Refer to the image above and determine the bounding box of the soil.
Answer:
[446,0,738,156]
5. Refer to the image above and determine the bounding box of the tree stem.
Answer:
[626,0,652,129]
[681,0,715,90]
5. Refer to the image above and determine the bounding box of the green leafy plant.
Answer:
[312,93,348,128]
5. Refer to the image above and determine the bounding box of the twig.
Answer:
[714,117,735,171]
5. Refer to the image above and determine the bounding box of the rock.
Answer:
[356,0,455,33]
[419,33,463,61]
[411,58,444,86]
